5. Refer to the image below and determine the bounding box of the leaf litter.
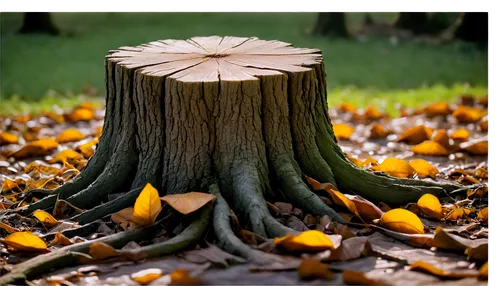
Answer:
[0,95,488,285]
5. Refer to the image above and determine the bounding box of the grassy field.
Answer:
[0,12,488,113]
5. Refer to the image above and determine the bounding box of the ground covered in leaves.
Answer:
[0,95,488,285]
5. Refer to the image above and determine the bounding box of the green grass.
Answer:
[0,12,488,103]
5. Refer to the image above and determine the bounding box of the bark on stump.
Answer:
[19,36,458,236]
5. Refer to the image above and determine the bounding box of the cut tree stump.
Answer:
[19,36,459,237]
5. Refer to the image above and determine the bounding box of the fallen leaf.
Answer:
[160,192,215,215]
[130,268,163,285]
[362,157,379,167]
[343,270,381,285]
[67,107,95,122]
[417,194,442,220]
[369,123,391,139]
[89,242,119,260]
[49,232,73,246]
[397,125,433,145]
[169,269,201,285]
[479,120,488,132]
[476,207,487,224]
[47,149,84,164]
[328,237,369,261]
[472,167,488,179]
[333,123,355,140]
[274,230,341,253]
[460,139,488,156]
[2,178,21,193]
[363,106,383,120]
[432,129,451,148]
[409,159,439,179]
[0,222,19,234]
[412,141,448,156]
[467,186,487,199]
[450,128,470,141]
[44,111,65,123]
[409,260,478,278]
[112,207,137,230]
[371,158,416,178]
[452,105,486,123]
[33,209,59,228]
[0,132,18,145]
[344,194,383,223]
[465,243,488,261]
[297,258,333,280]
[339,103,356,113]
[3,231,47,251]
[423,101,451,117]
[76,139,99,158]
[24,161,60,176]
[379,208,424,234]
[133,183,162,226]
[9,138,59,159]
[55,128,86,143]
[433,226,487,252]
[378,202,391,212]
[445,208,466,221]
[478,262,488,280]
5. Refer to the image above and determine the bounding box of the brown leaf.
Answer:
[397,125,433,145]
[0,132,19,146]
[9,138,59,159]
[371,158,416,178]
[363,106,384,120]
[344,194,384,223]
[478,262,488,281]
[55,128,86,143]
[472,167,488,179]
[160,192,215,215]
[343,270,382,285]
[452,105,486,123]
[369,123,391,139]
[0,222,19,234]
[328,237,369,261]
[409,260,478,278]
[423,101,451,117]
[89,242,119,260]
[465,243,488,262]
[433,226,487,252]
[49,232,73,246]
[169,269,202,285]
[47,149,84,164]
[460,139,488,156]
[412,141,448,156]
[378,202,391,212]
[432,129,451,148]
[111,207,137,230]
[297,258,333,280]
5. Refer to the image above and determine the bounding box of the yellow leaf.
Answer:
[450,128,470,141]
[24,161,60,176]
[478,262,488,281]
[160,192,215,215]
[67,107,94,122]
[47,149,84,164]
[467,186,488,199]
[44,111,65,123]
[89,242,119,260]
[298,258,333,280]
[409,159,439,179]
[371,158,416,178]
[131,268,163,285]
[397,125,433,145]
[49,232,73,246]
[333,123,355,140]
[473,167,488,179]
[477,207,488,220]
[409,260,478,278]
[169,269,201,285]
[133,183,162,225]
[412,141,449,156]
[346,154,364,168]
[432,129,451,148]
[56,128,86,143]
[338,103,356,113]
[33,209,59,228]
[274,230,341,253]
[3,232,47,251]
[112,207,137,230]
[343,270,381,285]
[444,208,465,221]
[364,106,383,120]
[0,132,18,146]
[369,123,390,139]
[2,178,21,193]
[460,139,487,156]
[76,139,99,158]
[423,101,451,117]
[362,157,378,167]
[0,222,19,234]
[452,105,486,123]
[380,208,424,234]
[417,194,442,220]
[95,126,103,138]
[9,139,59,159]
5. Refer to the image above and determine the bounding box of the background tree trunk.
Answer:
[18,12,59,35]
[394,12,429,35]
[454,12,488,42]
[312,12,349,38]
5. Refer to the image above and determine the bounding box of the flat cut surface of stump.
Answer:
[107,36,323,81]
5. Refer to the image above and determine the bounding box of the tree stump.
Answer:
[20,36,458,236]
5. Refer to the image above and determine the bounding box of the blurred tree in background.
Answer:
[18,12,59,35]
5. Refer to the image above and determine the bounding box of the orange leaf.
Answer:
[274,230,341,253]
[67,107,94,122]
[479,120,488,132]
[24,161,60,176]
[452,105,486,123]
[0,132,18,146]
[111,207,137,230]
[460,139,487,156]
[133,183,162,225]
[478,262,488,280]
[2,178,21,193]
[0,222,19,234]
[47,149,84,164]
[417,194,442,220]
[371,158,416,178]
[89,242,119,260]
[297,258,333,280]
[346,154,364,168]
[332,123,355,140]
[9,138,59,159]
[160,192,215,215]
[44,111,65,123]
[49,232,73,246]
[169,269,201,285]
[477,207,488,221]
[397,125,433,145]
[363,106,383,120]
[412,141,448,156]
[445,208,465,221]
[450,128,470,141]
[338,103,356,113]
[33,209,59,228]
[380,208,424,234]
[131,268,163,285]
[3,232,47,252]
[473,167,488,179]
[423,101,451,117]
[369,123,390,139]
[432,129,451,148]
[76,139,99,158]
[55,128,86,143]
[343,270,381,285]
[409,159,439,179]
[409,260,478,278]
